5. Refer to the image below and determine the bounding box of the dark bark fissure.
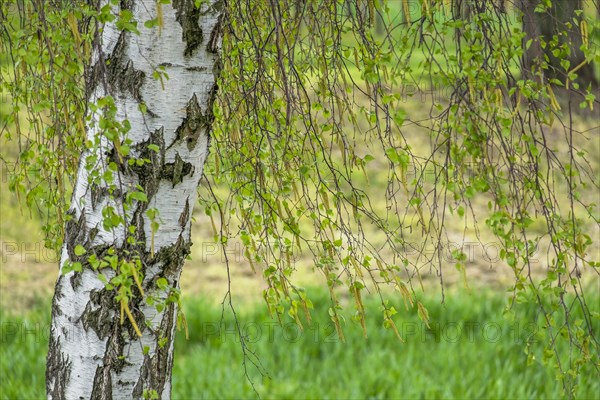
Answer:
[173,0,204,56]
[64,210,88,291]
[81,289,118,340]
[129,126,166,245]
[134,127,166,196]
[70,268,84,291]
[46,334,72,399]
[206,16,222,54]
[89,28,146,109]
[91,367,112,400]
[106,32,146,101]
[92,186,104,210]
[150,235,192,279]
[133,302,177,398]
[120,0,134,10]
[161,153,194,187]
[178,199,190,228]
[64,209,88,262]
[173,93,211,151]
[90,319,128,400]
[50,276,64,318]
[185,65,207,72]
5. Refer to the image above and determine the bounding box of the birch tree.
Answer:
[4,0,223,397]
[48,1,220,397]
[1,0,599,398]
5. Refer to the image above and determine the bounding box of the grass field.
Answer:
[1,289,599,399]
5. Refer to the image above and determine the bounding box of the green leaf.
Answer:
[393,109,407,126]
[385,148,400,163]
[74,244,86,256]
[144,18,159,29]
[156,277,169,290]
[129,191,148,203]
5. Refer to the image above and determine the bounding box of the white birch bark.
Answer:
[46,1,222,398]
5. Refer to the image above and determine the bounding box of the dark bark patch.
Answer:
[150,235,191,277]
[206,16,221,54]
[70,272,83,291]
[133,127,165,197]
[87,59,104,100]
[90,184,123,212]
[105,319,127,371]
[105,146,130,172]
[51,276,64,318]
[64,210,87,270]
[152,302,176,397]
[120,0,134,10]
[129,126,167,244]
[178,198,190,228]
[173,93,213,151]
[133,302,176,398]
[89,226,99,243]
[46,334,72,399]
[105,31,146,101]
[161,153,194,187]
[81,289,116,340]
[207,82,218,120]
[91,366,112,400]
[90,319,128,398]
[130,204,148,249]
[91,184,103,210]
[185,66,207,72]
[173,0,204,57]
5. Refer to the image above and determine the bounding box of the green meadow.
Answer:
[2,289,599,399]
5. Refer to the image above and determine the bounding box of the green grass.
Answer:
[2,290,598,399]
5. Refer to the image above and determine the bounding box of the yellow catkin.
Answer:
[132,266,145,297]
[403,0,411,22]
[580,20,588,47]
[495,88,503,110]
[67,13,81,47]
[123,300,143,337]
[120,300,124,325]
[387,317,404,342]
[157,1,164,35]
[150,230,155,258]
[547,85,561,111]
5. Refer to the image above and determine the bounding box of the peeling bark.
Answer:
[46,0,222,398]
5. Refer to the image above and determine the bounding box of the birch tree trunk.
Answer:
[46,1,222,398]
